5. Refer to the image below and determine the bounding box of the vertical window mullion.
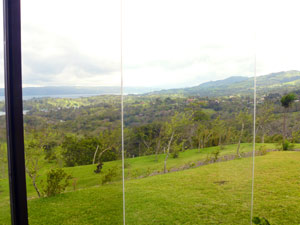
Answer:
[3,0,28,224]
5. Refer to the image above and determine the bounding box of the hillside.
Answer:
[150,70,300,97]
[1,145,300,224]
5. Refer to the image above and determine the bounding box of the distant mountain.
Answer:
[149,70,300,97]
[0,86,162,97]
[198,76,248,88]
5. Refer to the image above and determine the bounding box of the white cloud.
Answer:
[0,0,299,88]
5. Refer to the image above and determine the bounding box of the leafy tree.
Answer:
[62,136,100,166]
[94,129,120,173]
[163,113,191,173]
[281,93,296,141]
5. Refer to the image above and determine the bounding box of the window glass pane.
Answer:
[124,0,255,224]
[253,1,300,224]
[21,1,122,224]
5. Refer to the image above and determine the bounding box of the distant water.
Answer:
[0,93,117,101]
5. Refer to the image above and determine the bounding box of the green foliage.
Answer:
[193,110,209,121]
[212,149,220,162]
[101,166,119,184]
[252,216,271,225]
[281,93,296,108]
[258,145,268,156]
[43,140,58,161]
[265,134,282,143]
[62,136,99,166]
[171,149,180,159]
[282,140,294,151]
[42,168,72,197]
[291,130,300,143]
[171,143,182,159]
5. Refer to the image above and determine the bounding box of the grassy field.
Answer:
[1,143,300,224]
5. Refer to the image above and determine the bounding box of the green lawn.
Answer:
[1,144,300,224]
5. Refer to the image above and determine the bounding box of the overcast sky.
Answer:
[0,0,299,88]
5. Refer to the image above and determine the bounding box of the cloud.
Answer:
[0,0,299,88]
[21,27,119,86]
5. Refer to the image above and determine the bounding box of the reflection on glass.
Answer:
[21,0,122,224]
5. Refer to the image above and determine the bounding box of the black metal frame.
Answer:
[3,0,29,224]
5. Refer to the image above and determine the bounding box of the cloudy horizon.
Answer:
[0,0,299,88]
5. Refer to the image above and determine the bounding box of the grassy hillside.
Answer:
[1,144,300,224]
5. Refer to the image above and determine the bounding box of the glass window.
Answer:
[21,1,123,224]
[124,0,255,224]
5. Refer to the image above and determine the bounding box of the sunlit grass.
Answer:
[1,144,300,224]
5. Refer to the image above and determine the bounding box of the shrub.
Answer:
[129,168,140,179]
[42,169,72,197]
[212,149,220,162]
[171,149,180,158]
[102,166,119,184]
[282,140,294,151]
[124,161,130,169]
[189,162,195,167]
[258,145,268,156]
[252,216,270,225]
[171,143,181,159]
[145,167,152,177]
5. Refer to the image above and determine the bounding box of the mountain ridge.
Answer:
[148,70,300,97]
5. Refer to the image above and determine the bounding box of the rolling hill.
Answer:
[149,70,300,97]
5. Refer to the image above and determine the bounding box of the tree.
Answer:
[25,135,44,198]
[281,93,296,141]
[256,102,275,143]
[62,136,99,166]
[94,129,121,173]
[236,110,251,157]
[212,116,226,147]
[163,113,191,173]
[134,123,162,156]
[196,122,212,150]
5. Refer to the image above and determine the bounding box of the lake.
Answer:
[0,93,113,101]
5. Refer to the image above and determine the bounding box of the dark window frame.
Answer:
[3,0,29,224]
